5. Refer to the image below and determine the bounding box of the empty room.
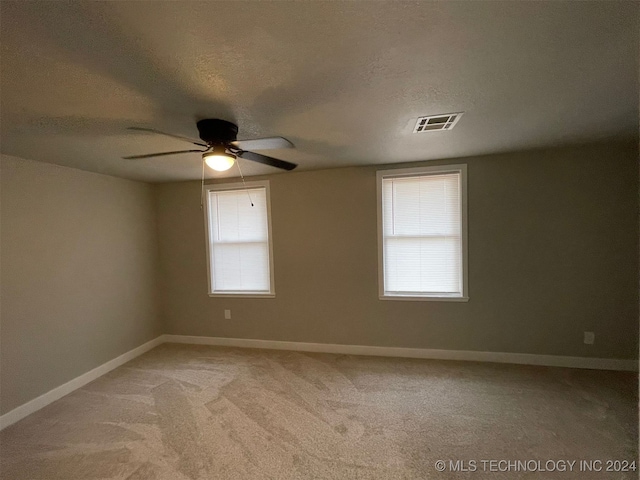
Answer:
[0,1,638,479]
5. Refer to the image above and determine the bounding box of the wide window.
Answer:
[377,165,468,300]
[204,181,275,296]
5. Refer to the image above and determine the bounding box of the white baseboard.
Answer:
[163,334,639,372]
[0,335,164,431]
[2,333,636,431]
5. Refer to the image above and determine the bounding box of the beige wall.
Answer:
[0,155,161,414]
[156,142,639,360]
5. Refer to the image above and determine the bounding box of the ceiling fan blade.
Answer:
[232,137,294,151]
[127,127,207,147]
[122,149,205,160]
[238,150,298,171]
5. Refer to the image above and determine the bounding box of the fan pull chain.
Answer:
[236,157,254,206]
[200,158,205,210]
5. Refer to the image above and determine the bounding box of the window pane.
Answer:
[384,236,460,293]
[210,188,268,243]
[212,243,270,291]
[385,174,460,237]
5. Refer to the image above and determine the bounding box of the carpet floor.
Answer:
[0,343,637,479]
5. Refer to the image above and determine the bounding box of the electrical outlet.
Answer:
[224,309,231,320]
[583,331,595,345]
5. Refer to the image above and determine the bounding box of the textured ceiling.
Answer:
[1,1,637,182]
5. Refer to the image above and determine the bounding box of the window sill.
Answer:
[208,293,275,299]
[379,295,469,302]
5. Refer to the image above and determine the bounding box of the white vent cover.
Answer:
[413,113,463,133]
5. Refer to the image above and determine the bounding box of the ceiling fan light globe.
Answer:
[203,152,235,171]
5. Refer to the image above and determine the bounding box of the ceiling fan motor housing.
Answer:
[196,119,238,145]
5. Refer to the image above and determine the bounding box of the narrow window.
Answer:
[377,165,468,300]
[204,181,275,296]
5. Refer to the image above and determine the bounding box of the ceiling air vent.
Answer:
[413,112,463,133]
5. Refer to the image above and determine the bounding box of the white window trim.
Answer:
[376,164,469,302]
[203,180,276,298]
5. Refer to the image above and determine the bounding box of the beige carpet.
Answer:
[0,343,637,479]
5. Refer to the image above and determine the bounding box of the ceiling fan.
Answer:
[123,119,297,172]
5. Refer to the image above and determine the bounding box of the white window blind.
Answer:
[206,184,273,295]
[379,167,466,299]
